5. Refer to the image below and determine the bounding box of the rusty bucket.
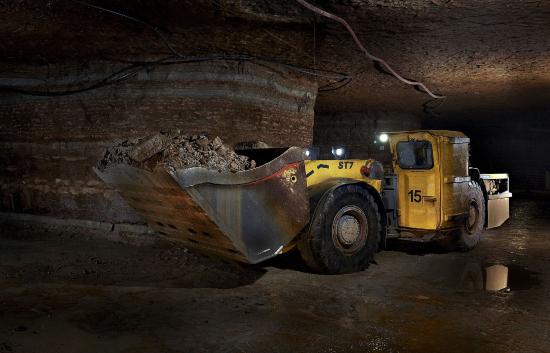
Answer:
[94,147,309,264]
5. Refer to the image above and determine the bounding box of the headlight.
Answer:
[304,147,319,159]
[331,146,347,159]
[378,133,389,143]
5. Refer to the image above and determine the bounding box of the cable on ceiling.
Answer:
[0,54,352,97]
[70,0,185,58]
[0,57,171,96]
[1,1,355,96]
[74,0,353,91]
[295,0,445,99]
[318,77,353,92]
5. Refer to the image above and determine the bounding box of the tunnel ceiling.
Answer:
[2,0,550,116]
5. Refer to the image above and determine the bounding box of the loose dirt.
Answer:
[97,131,256,173]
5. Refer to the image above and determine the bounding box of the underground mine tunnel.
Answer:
[1,1,550,352]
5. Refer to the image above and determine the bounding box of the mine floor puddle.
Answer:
[456,262,541,292]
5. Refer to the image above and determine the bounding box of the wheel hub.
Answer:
[337,215,361,245]
[331,205,368,255]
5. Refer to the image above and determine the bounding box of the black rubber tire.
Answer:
[297,184,381,274]
[454,181,486,251]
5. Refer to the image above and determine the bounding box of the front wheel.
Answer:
[297,184,381,274]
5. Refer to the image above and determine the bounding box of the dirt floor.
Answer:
[1,196,549,353]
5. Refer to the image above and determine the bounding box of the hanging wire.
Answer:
[70,0,186,58]
[295,0,445,99]
[74,0,353,91]
[0,54,352,97]
[0,57,169,96]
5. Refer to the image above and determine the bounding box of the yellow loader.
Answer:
[95,130,511,274]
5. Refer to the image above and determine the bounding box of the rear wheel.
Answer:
[298,184,381,274]
[454,181,486,251]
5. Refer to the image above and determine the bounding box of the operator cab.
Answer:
[382,130,510,243]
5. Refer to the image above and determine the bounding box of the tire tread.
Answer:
[298,184,381,274]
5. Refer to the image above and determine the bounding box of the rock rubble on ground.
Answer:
[97,131,256,173]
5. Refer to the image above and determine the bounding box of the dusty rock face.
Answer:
[234,141,271,150]
[3,0,550,113]
[97,132,255,173]
[0,60,316,225]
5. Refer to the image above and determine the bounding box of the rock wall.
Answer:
[3,0,549,229]
[0,61,317,223]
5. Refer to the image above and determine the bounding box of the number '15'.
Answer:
[408,189,421,203]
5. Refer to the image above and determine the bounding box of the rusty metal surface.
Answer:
[172,147,307,187]
[94,147,309,264]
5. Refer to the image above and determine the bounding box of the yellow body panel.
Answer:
[439,135,471,228]
[389,132,441,230]
[389,130,471,231]
[304,159,382,193]
[301,130,508,240]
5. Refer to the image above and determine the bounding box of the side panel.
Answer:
[481,173,512,228]
[439,137,471,228]
[391,133,441,230]
[397,170,441,229]
[382,175,399,234]
[304,159,382,193]
[487,197,510,228]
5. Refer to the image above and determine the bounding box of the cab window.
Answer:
[397,140,433,169]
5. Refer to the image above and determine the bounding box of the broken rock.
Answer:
[97,132,255,174]
[128,132,172,162]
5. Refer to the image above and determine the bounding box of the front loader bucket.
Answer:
[94,147,309,264]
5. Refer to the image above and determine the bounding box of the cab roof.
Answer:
[387,130,467,138]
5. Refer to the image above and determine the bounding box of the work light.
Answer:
[331,146,347,159]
